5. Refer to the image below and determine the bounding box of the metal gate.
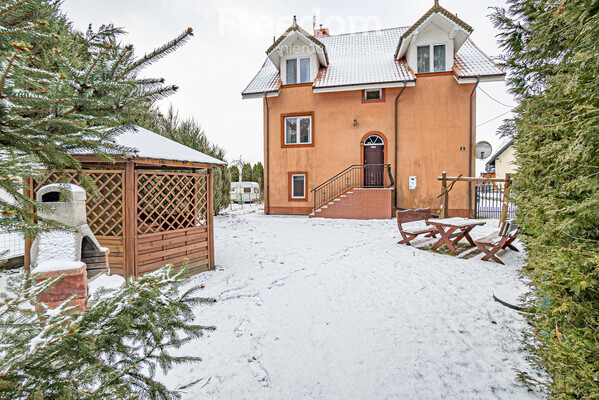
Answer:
[474,182,516,219]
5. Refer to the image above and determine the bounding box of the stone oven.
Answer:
[30,183,110,279]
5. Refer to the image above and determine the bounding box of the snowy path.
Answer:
[161,205,538,399]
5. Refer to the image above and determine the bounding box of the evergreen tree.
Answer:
[0,0,193,238]
[0,265,215,399]
[138,105,231,214]
[492,2,599,397]
[229,165,240,182]
[252,162,264,193]
[241,163,253,182]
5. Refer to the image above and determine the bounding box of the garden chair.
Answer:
[397,208,438,245]
[474,220,519,264]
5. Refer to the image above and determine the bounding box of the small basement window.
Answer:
[290,174,307,199]
[364,89,382,101]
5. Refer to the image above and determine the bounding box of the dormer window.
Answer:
[417,44,446,73]
[286,57,311,84]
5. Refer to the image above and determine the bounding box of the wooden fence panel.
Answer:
[135,171,211,275]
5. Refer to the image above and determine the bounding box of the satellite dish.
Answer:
[476,141,493,160]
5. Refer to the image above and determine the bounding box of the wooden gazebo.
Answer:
[24,127,226,278]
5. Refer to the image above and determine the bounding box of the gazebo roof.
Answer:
[115,126,226,166]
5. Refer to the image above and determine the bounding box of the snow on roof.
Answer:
[242,59,281,95]
[243,27,503,96]
[72,126,226,166]
[113,126,226,166]
[231,181,260,187]
[315,28,415,88]
[453,39,504,79]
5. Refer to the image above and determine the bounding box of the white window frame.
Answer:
[417,43,447,73]
[286,57,311,84]
[290,174,307,199]
[364,89,382,101]
[284,115,312,145]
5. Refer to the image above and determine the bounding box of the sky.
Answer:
[61,0,516,172]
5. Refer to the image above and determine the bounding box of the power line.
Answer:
[478,86,516,108]
[477,110,513,128]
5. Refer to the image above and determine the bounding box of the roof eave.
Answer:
[242,90,280,100]
[313,80,416,93]
[454,73,506,84]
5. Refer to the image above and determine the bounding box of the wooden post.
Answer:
[23,178,33,274]
[207,167,215,270]
[123,161,136,278]
[439,171,448,219]
[499,173,512,226]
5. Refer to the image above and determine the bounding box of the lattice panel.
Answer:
[136,172,208,235]
[33,170,124,237]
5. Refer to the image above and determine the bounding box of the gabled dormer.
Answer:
[266,16,329,85]
[395,0,473,74]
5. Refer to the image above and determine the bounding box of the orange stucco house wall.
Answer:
[243,4,504,219]
[264,74,476,216]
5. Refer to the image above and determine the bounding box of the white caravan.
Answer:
[230,182,260,203]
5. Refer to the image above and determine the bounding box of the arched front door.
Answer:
[363,135,384,187]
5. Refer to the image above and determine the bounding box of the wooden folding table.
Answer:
[426,217,486,255]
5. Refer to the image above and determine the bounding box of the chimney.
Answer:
[314,24,329,37]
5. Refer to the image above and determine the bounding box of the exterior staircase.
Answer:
[309,164,394,220]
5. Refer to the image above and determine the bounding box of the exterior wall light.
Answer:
[353,119,358,127]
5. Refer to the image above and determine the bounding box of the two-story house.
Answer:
[242,1,504,219]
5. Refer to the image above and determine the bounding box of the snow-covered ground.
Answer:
[159,203,539,399]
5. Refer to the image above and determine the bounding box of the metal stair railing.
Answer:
[310,164,394,212]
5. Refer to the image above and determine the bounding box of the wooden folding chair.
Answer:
[474,221,519,264]
[397,208,438,245]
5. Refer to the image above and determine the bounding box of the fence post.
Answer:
[439,171,448,219]
[499,173,512,226]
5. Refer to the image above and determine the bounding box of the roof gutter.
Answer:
[394,81,408,210]
[468,76,480,218]
[263,92,270,215]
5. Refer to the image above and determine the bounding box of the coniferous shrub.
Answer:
[492,1,599,397]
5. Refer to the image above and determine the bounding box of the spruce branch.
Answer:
[119,27,193,78]
[0,20,48,36]
[0,0,34,17]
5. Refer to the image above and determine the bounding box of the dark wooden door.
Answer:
[364,144,384,187]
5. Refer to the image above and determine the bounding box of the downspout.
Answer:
[263,92,270,214]
[468,77,480,218]
[394,81,408,210]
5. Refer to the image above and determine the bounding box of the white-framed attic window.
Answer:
[417,44,447,73]
[286,57,311,84]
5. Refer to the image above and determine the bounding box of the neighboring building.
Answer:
[242,1,504,218]
[231,182,261,203]
[486,139,517,179]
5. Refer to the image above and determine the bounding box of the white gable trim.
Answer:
[396,12,470,60]
[267,30,328,70]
